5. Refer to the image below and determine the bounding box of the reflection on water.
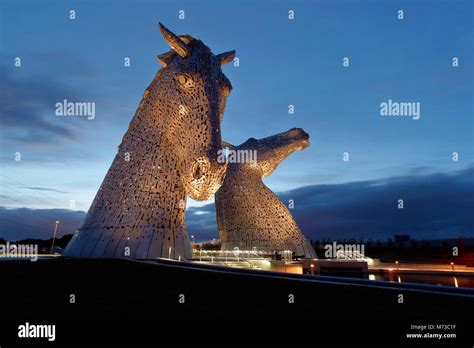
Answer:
[368,273,474,288]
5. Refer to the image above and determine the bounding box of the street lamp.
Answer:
[191,235,195,245]
[50,220,59,254]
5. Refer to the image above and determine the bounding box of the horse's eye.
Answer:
[177,74,193,87]
[178,75,187,85]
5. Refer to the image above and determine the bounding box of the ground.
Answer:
[0,258,472,344]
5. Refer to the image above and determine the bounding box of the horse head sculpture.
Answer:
[64,23,235,260]
[146,23,234,200]
[231,128,310,178]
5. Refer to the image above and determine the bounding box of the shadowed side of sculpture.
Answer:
[216,128,317,258]
[64,23,235,260]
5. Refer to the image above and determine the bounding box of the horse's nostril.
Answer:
[222,84,232,97]
[193,164,203,180]
[191,157,210,183]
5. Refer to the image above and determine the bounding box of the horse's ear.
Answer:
[158,22,189,58]
[157,51,175,67]
[217,50,236,66]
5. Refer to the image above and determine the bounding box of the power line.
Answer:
[0,174,67,207]
[0,173,83,226]
[0,194,26,206]
[0,195,80,227]
[0,172,65,205]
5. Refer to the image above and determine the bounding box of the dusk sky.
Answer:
[0,0,472,241]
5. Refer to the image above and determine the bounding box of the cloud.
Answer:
[0,57,104,146]
[186,204,219,241]
[0,66,79,142]
[0,207,85,241]
[285,167,474,241]
[23,186,70,194]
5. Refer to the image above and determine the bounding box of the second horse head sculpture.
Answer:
[216,128,317,258]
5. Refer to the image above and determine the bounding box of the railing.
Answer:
[334,250,374,265]
[192,249,294,262]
